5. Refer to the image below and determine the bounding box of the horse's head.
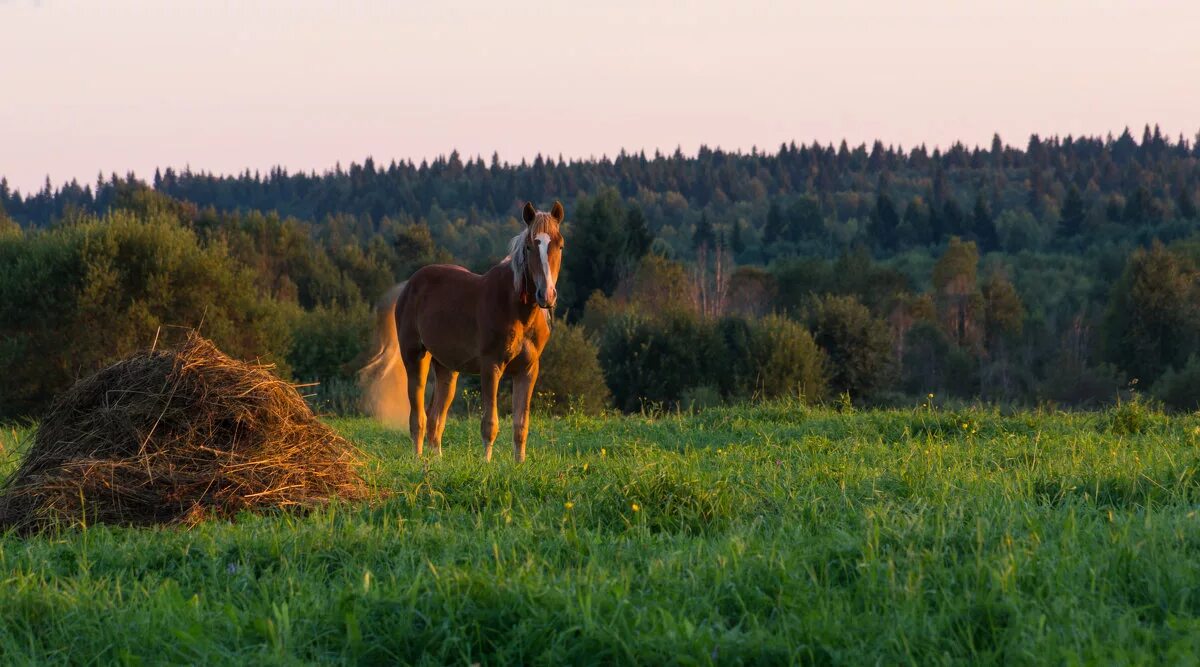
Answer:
[521,200,565,309]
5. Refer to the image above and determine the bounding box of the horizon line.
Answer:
[5,124,1199,197]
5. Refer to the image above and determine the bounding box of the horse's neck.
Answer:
[487,261,540,322]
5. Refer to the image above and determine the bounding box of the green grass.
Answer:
[3,402,1200,664]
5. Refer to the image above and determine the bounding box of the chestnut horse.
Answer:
[359,201,564,462]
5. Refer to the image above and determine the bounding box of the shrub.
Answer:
[812,295,895,400]
[0,211,293,420]
[724,266,777,318]
[714,317,759,398]
[902,321,979,398]
[1106,392,1164,435]
[580,290,621,338]
[751,315,827,401]
[599,313,826,411]
[599,312,722,412]
[614,254,695,316]
[1039,361,1126,408]
[288,301,372,382]
[1152,355,1200,412]
[535,322,611,415]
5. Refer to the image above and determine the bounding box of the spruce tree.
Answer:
[942,198,965,238]
[789,196,822,242]
[1178,188,1197,220]
[902,197,931,245]
[1060,185,1086,237]
[730,218,746,255]
[622,205,653,260]
[693,212,716,250]
[764,200,784,243]
[972,193,997,251]
[1103,241,1200,383]
[871,192,900,250]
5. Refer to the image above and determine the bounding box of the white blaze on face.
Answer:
[534,232,555,296]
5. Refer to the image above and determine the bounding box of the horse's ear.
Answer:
[522,201,537,225]
[550,200,564,222]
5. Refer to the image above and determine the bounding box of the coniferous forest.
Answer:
[3,125,1200,418]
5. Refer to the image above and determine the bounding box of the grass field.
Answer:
[3,401,1200,664]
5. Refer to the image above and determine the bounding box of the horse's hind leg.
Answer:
[427,360,458,456]
[404,349,431,457]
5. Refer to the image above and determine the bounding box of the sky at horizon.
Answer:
[1,0,1198,193]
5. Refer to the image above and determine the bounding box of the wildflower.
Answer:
[601,448,607,457]
[564,501,574,509]
[928,393,934,399]
[582,462,589,472]
[631,503,640,512]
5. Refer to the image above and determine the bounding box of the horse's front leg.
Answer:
[480,363,501,462]
[511,363,538,463]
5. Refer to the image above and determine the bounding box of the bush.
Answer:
[535,322,611,415]
[751,315,827,401]
[1152,355,1200,412]
[1106,392,1164,435]
[724,266,777,318]
[614,254,695,316]
[714,317,759,398]
[812,295,895,400]
[580,290,621,338]
[288,302,372,382]
[600,313,826,412]
[902,321,978,398]
[1040,361,1126,408]
[599,312,722,412]
[715,315,826,402]
[0,211,294,420]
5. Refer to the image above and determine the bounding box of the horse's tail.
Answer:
[358,281,409,427]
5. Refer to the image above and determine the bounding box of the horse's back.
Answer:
[404,264,482,301]
[411,263,478,281]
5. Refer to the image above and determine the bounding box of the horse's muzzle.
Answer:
[536,286,557,309]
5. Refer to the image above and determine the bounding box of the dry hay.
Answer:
[0,333,367,532]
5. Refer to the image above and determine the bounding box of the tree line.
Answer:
[1,125,1199,417]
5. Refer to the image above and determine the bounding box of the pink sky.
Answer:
[1,0,1198,193]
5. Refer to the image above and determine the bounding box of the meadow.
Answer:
[2,401,1200,665]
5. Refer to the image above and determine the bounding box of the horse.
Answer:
[359,201,564,462]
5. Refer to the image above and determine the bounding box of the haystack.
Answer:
[0,333,367,532]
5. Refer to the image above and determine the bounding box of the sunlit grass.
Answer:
[3,402,1200,664]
